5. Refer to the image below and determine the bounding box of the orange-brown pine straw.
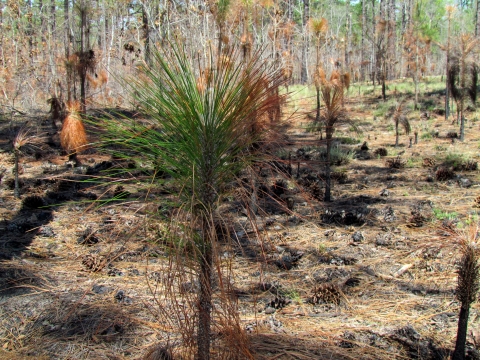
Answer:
[60,101,88,155]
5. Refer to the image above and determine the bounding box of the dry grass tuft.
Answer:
[60,101,88,156]
[143,344,173,360]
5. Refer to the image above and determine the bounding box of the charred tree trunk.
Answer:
[65,0,72,102]
[476,0,480,37]
[51,0,56,46]
[14,149,20,199]
[361,0,366,81]
[143,4,151,66]
[387,0,396,79]
[78,2,90,114]
[371,0,376,86]
[452,306,469,360]
[324,130,333,202]
[300,0,310,84]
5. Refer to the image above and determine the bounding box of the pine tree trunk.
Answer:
[371,0,376,86]
[460,109,465,141]
[345,1,351,69]
[51,0,56,46]
[79,2,89,114]
[324,131,332,202]
[446,14,451,121]
[143,4,151,66]
[382,70,386,101]
[14,149,20,199]
[388,0,396,79]
[65,0,72,102]
[197,223,213,360]
[452,306,470,360]
[395,124,399,147]
[476,0,480,37]
[300,0,310,84]
[361,0,366,81]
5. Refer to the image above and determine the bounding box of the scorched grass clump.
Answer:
[60,101,88,165]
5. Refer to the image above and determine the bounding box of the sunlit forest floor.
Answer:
[1,77,480,359]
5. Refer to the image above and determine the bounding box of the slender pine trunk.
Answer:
[324,131,332,202]
[460,107,465,141]
[395,123,399,147]
[452,306,469,360]
[197,224,213,360]
[14,149,20,198]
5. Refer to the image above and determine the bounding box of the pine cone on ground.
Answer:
[374,147,388,157]
[386,156,405,169]
[82,254,106,272]
[422,157,436,168]
[473,196,480,208]
[435,167,455,181]
[463,160,478,171]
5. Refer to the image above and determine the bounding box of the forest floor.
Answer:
[1,80,480,359]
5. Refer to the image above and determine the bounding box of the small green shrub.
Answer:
[337,136,360,145]
[406,157,418,168]
[442,152,477,171]
[444,152,466,170]
[326,146,355,165]
[373,102,392,118]
[305,122,322,133]
[433,208,458,221]
[420,132,432,140]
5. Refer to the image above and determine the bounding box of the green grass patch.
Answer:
[433,208,458,221]
[336,136,361,145]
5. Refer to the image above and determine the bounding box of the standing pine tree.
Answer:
[452,230,480,360]
[100,42,284,359]
[448,35,478,142]
[319,70,349,202]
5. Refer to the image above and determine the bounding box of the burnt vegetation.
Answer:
[1,1,480,359]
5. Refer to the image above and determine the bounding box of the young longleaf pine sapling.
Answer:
[12,127,43,198]
[392,100,411,147]
[103,42,285,359]
[452,237,480,360]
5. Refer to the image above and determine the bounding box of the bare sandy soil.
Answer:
[1,87,480,359]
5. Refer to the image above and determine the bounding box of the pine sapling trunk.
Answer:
[446,86,450,121]
[453,241,480,360]
[460,109,465,141]
[14,148,20,198]
[414,77,419,110]
[324,131,332,202]
[382,73,386,101]
[452,306,469,360]
[197,231,213,360]
[395,124,399,147]
[80,74,87,114]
